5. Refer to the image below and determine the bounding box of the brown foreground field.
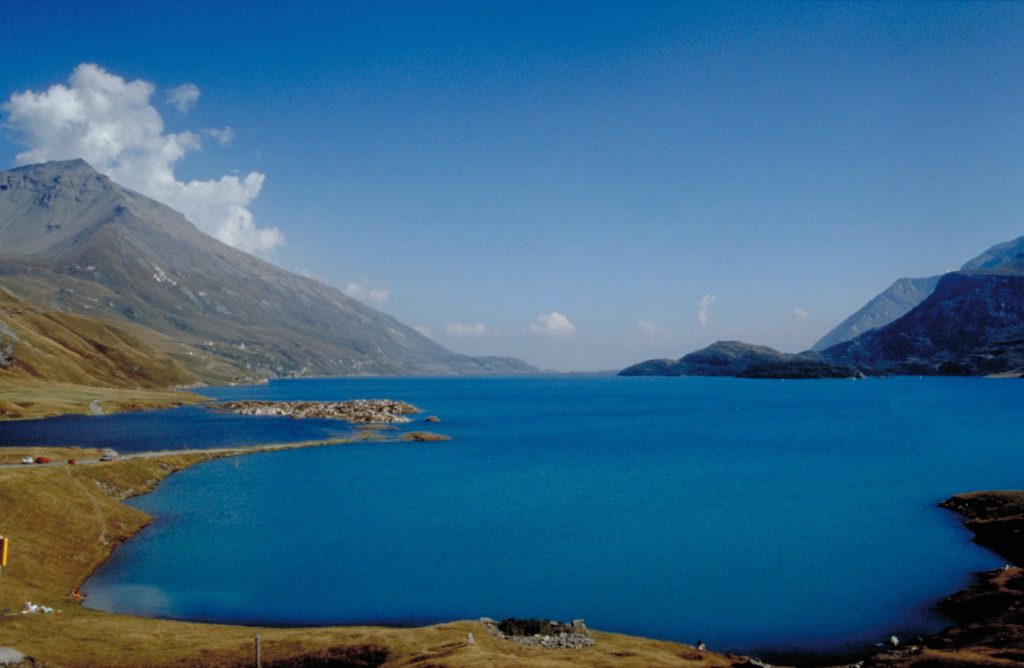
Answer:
[0,445,741,668]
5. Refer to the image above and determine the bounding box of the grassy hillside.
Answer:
[0,288,204,418]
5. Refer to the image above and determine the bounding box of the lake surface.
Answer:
[3,376,1019,658]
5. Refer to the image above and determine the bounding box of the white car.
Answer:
[20,456,33,464]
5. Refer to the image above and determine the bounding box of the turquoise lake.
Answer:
[2,376,1018,659]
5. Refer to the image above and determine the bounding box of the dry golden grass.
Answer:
[0,288,198,390]
[0,378,203,421]
[0,447,737,667]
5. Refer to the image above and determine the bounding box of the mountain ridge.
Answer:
[0,159,537,382]
[822,268,1024,376]
[619,340,863,379]
[812,235,1024,350]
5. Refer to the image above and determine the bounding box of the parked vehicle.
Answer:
[34,456,50,464]
[20,456,33,464]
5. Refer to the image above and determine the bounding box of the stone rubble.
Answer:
[218,399,419,423]
[480,617,595,650]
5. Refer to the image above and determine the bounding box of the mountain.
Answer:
[621,261,1024,379]
[619,341,863,379]
[960,235,1024,270]
[811,235,1024,351]
[823,267,1024,376]
[0,160,536,381]
[811,276,941,351]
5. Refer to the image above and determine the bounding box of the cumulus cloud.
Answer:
[794,308,809,319]
[445,322,495,337]
[3,63,282,253]
[344,281,390,304]
[412,325,432,338]
[531,311,576,336]
[697,294,716,327]
[167,83,200,113]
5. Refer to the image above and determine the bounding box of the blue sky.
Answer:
[2,2,1024,370]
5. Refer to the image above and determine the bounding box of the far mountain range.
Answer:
[622,235,1024,378]
[0,159,536,391]
[3,159,1022,393]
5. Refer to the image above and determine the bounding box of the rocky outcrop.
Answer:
[619,341,864,379]
[481,617,595,650]
[217,400,419,423]
[0,340,13,369]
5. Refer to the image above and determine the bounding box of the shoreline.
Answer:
[0,441,744,667]
[0,442,1020,665]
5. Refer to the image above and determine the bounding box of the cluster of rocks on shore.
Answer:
[217,399,419,423]
[481,617,595,650]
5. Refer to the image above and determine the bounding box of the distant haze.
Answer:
[2,3,1024,370]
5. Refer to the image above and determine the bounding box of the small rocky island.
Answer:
[217,399,420,423]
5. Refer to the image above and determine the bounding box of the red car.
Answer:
[34,456,50,464]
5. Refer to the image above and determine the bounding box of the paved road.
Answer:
[0,436,352,470]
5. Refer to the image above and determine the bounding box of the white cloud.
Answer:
[203,126,234,145]
[445,322,495,337]
[167,83,200,113]
[344,281,390,304]
[531,311,576,336]
[3,63,282,254]
[413,325,432,338]
[794,308,809,319]
[639,319,671,340]
[697,294,716,327]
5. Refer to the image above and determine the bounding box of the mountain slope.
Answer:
[0,287,196,388]
[0,160,535,380]
[812,235,1024,350]
[811,276,941,351]
[960,235,1024,270]
[823,267,1024,375]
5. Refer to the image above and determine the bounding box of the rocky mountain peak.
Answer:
[0,160,537,379]
[4,158,112,192]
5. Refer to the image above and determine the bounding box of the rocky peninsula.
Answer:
[863,491,1024,666]
[217,399,420,423]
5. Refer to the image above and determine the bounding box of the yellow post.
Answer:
[0,536,7,567]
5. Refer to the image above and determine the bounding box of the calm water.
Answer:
[4,376,1019,657]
